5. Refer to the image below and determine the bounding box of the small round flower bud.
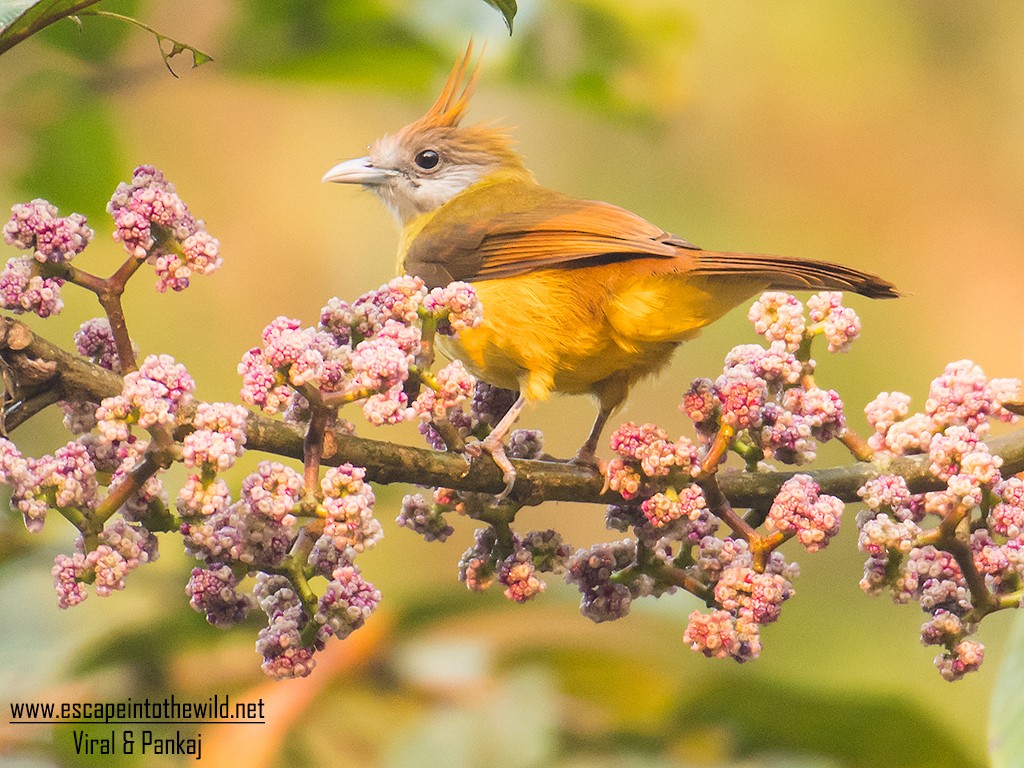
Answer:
[459,527,499,592]
[186,565,252,627]
[865,392,912,436]
[715,369,768,430]
[857,513,920,557]
[935,640,984,681]
[713,565,794,625]
[808,292,860,353]
[315,564,381,640]
[0,256,64,317]
[321,464,381,553]
[920,609,965,647]
[565,540,637,623]
[425,281,483,334]
[747,292,806,351]
[925,360,994,434]
[397,493,454,542]
[680,377,718,426]
[470,382,520,428]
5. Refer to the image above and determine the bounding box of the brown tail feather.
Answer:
[691,250,900,299]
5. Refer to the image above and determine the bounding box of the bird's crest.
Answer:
[409,40,483,131]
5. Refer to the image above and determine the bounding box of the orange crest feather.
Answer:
[411,40,484,131]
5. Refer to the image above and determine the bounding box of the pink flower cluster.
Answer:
[4,199,92,264]
[807,291,861,353]
[1,199,92,316]
[747,292,806,351]
[605,422,699,495]
[397,490,456,542]
[458,527,571,604]
[240,278,482,428]
[107,165,221,292]
[867,361,1020,455]
[855,360,1024,680]
[411,360,475,421]
[96,354,195,440]
[748,291,861,354]
[765,474,844,552]
[52,521,157,608]
[459,527,499,593]
[0,255,64,318]
[640,486,707,529]
[177,476,232,517]
[682,537,799,663]
[351,275,427,337]
[182,402,249,472]
[683,609,762,662]
[424,281,484,334]
[253,574,314,679]
[0,438,104,534]
[180,461,302,570]
[314,564,381,640]
[321,463,382,553]
[500,549,546,603]
[186,565,252,627]
[681,338,844,465]
[713,565,794,624]
[248,559,381,681]
[242,461,304,526]
[74,317,136,374]
[564,540,637,622]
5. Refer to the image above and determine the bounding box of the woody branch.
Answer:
[3,315,1022,507]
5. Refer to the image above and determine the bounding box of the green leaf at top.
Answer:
[0,0,104,55]
[989,610,1024,767]
[482,0,517,34]
[0,0,39,35]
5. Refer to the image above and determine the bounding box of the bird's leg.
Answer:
[572,404,614,466]
[574,375,628,465]
[464,393,527,498]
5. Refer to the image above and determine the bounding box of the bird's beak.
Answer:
[321,156,396,186]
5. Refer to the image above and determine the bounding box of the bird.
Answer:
[322,42,898,492]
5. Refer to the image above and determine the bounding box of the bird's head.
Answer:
[322,42,528,225]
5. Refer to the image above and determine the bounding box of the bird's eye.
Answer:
[414,149,440,170]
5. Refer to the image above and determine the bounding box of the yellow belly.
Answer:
[437,261,764,403]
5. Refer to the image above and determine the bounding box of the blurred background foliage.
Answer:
[0,1,1023,766]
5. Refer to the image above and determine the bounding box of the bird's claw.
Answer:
[464,435,517,500]
[569,445,600,467]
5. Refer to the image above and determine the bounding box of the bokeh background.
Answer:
[1,1,1023,766]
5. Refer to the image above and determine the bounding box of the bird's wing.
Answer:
[402,179,699,287]
[403,175,898,299]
